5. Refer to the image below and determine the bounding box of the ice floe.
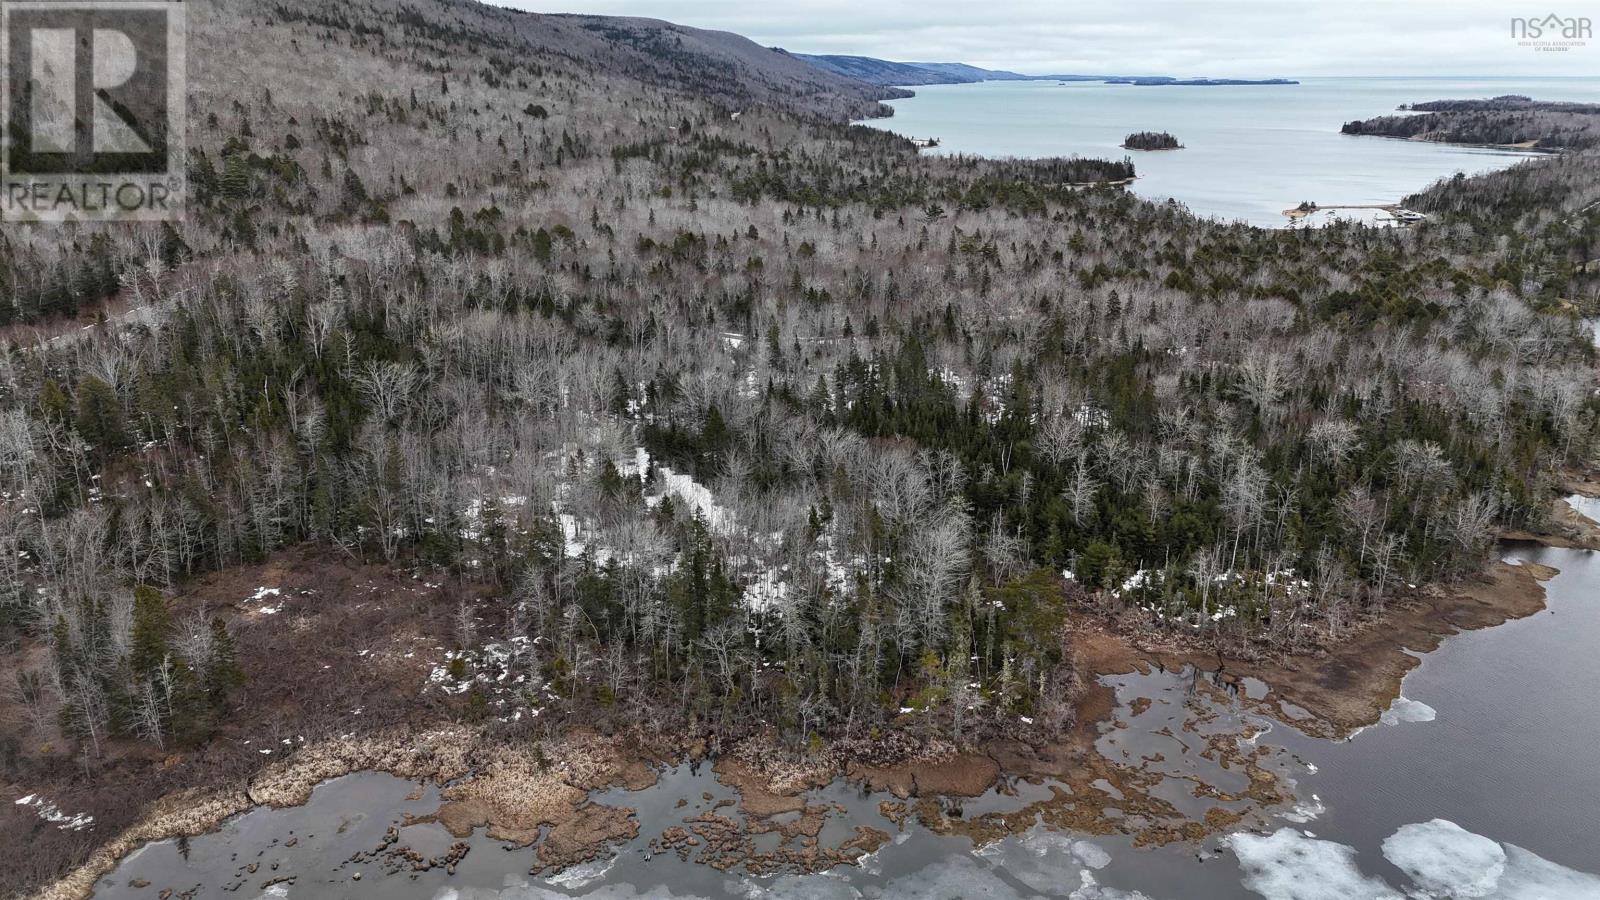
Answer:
[1230,828,1402,900]
[545,856,617,890]
[1277,793,1326,825]
[1232,820,1600,900]
[972,828,1142,898]
[1382,818,1600,900]
[1378,696,1437,727]
[438,882,704,900]
[1382,819,1505,898]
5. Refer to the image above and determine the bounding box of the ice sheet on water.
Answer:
[977,826,1114,874]
[544,856,617,890]
[1277,794,1326,825]
[1378,696,1437,727]
[434,880,709,899]
[1072,840,1113,870]
[736,872,863,899]
[870,856,1027,899]
[1493,844,1600,899]
[966,830,1149,899]
[1382,819,1505,897]
[1230,829,1403,900]
[1066,873,1159,900]
[1233,821,1600,900]
[1381,818,1600,900]
[1565,493,1600,524]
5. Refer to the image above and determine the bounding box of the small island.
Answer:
[1122,131,1183,151]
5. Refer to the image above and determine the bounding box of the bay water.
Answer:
[859,77,1600,226]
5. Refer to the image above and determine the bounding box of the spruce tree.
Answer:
[220,152,251,200]
[129,585,171,680]
[75,376,125,454]
[203,618,245,712]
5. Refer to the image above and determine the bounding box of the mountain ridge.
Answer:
[258,0,909,119]
[793,53,1295,87]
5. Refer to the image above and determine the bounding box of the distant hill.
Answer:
[793,54,983,85]
[254,1,907,119]
[514,15,912,116]
[792,54,1292,88]
[796,54,1075,86]
[900,62,1036,82]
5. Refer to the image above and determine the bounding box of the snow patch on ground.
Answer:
[553,509,599,561]
[13,794,94,831]
[245,586,284,615]
[743,568,791,615]
[649,465,734,534]
[460,494,529,541]
[425,636,552,722]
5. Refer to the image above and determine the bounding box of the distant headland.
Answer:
[1104,76,1298,86]
[1341,95,1600,151]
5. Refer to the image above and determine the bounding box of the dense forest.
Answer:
[1,4,1599,890]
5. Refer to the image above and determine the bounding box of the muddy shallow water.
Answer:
[92,539,1600,900]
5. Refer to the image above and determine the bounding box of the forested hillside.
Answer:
[2,0,1599,894]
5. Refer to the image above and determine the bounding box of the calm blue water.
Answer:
[861,77,1600,226]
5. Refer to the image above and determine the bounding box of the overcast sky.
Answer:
[497,0,1598,76]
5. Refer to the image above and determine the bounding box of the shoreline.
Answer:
[1345,130,1565,155]
[1280,202,1425,226]
[34,534,1571,900]
[1070,558,1558,740]
[1066,176,1137,188]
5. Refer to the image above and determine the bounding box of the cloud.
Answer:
[493,0,1599,76]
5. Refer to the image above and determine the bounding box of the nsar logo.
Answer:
[1511,13,1592,52]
